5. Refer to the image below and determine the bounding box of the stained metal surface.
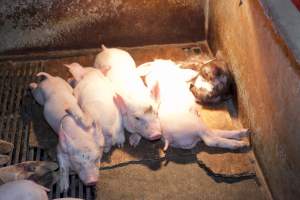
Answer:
[0,0,206,54]
[208,0,299,199]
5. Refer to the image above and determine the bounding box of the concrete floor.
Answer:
[95,99,269,200]
[18,43,271,199]
[97,161,266,200]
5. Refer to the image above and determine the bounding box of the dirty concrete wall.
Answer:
[208,0,300,199]
[0,0,206,54]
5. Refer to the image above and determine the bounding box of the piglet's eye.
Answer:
[135,116,141,121]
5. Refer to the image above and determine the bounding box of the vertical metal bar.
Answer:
[6,68,21,117]
[78,177,84,199]
[27,147,34,161]
[13,119,23,164]
[21,121,29,162]
[0,70,14,140]
[86,186,92,200]
[14,65,28,114]
[71,175,76,197]
[55,180,61,198]
[35,148,41,161]
[0,70,9,111]
[48,186,53,200]
[0,70,9,139]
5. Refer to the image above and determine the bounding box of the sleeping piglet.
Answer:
[0,180,49,200]
[29,72,104,192]
[94,45,161,146]
[137,60,249,151]
[64,63,125,153]
[0,180,84,200]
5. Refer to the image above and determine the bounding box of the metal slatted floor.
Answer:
[0,61,95,199]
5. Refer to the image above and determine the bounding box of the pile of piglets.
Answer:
[29,45,249,192]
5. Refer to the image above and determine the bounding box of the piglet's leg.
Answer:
[211,128,250,140]
[103,133,113,153]
[201,134,249,150]
[129,133,142,147]
[57,152,70,192]
[115,129,125,148]
[163,139,169,151]
[65,106,93,129]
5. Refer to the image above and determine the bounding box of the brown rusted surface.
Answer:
[208,0,300,199]
[0,0,205,54]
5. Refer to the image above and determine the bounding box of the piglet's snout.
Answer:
[84,176,98,186]
[149,132,162,140]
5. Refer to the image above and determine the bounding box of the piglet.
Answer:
[94,45,162,146]
[64,63,125,153]
[0,161,58,187]
[0,180,49,200]
[190,57,232,105]
[0,180,84,200]
[29,72,104,192]
[137,60,249,151]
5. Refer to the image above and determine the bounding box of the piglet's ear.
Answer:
[100,65,111,76]
[179,69,199,82]
[29,82,38,90]
[136,63,153,77]
[29,83,45,105]
[113,94,127,115]
[64,63,85,81]
[151,81,160,103]
[101,44,107,51]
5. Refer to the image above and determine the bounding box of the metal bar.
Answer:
[12,119,23,164]
[55,182,61,199]
[78,176,84,198]
[21,121,29,162]
[71,175,76,197]
[86,186,92,200]
[0,70,8,108]
[27,147,34,161]
[5,68,21,117]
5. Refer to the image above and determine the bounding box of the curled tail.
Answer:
[36,72,52,79]
[101,44,107,50]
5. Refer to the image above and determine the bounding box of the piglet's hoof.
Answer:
[129,133,142,147]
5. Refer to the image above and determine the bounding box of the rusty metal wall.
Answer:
[208,0,300,199]
[0,0,206,54]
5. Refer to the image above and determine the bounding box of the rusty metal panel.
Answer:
[0,0,206,54]
[208,0,300,199]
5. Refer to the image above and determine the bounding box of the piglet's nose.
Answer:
[149,132,161,140]
[84,177,98,186]
[86,181,97,186]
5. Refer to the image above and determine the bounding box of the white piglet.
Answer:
[29,72,104,192]
[137,60,249,151]
[94,45,162,146]
[65,63,125,153]
[0,180,84,200]
[0,180,49,200]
